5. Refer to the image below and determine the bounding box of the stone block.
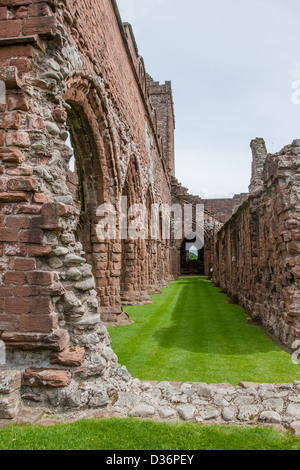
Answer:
[0,391,20,419]
[129,404,156,418]
[23,368,72,388]
[259,411,281,424]
[19,314,58,333]
[2,329,69,352]
[27,271,54,286]
[6,131,30,148]
[0,370,21,395]
[290,421,300,438]
[50,346,85,368]
[176,404,196,421]
[22,16,56,37]
[0,20,22,39]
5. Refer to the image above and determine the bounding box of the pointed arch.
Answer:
[121,154,143,205]
[63,73,122,318]
[120,155,151,304]
[64,73,120,204]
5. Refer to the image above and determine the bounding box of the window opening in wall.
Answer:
[188,245,198,261]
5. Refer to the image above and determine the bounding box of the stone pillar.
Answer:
[249,138,267,194]
[146,239,161,294]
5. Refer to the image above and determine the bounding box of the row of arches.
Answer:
[63,75,176,322]
[61,73,219,325]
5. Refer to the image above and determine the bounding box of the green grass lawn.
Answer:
[109,277,300,384]
[0,418,300,450]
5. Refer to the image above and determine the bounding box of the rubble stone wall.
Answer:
[0,1,299,424]
[2,370,300,437]
[201,194,248,223]
[0,0,179,408]
[214,140,300,349]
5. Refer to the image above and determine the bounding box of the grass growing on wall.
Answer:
[109,277,300,384]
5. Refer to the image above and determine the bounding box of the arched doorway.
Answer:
[120,156,151,305]
[64,79,123,322]
[66,104,103,258]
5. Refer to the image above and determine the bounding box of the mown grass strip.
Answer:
[109,277,300,384]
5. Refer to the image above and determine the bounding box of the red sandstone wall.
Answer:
[214,142,300,349]
[172,177,248,223]
[0,0,177,397]
[201,194,248,223]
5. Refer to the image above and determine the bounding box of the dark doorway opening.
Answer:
[180,238,204,275]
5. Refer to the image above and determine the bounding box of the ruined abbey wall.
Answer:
[214,139,300,349]
[171,177,248,223]
[0,0,181,414]
[201,194,248,224]
[0,0,299,424]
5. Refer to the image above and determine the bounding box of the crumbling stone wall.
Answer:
[171,177,248,223]
[0,0,298,422]
[0,0,180,413]
[201,194,248,224]
[2,371,300,434]
[214,139,300,349]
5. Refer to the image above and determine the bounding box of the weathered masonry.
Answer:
[0,0,299,423]
[0,0,183,411]
[0,0,222,413]
[214,139,300,349]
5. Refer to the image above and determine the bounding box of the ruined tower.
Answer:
[147,76,176,177]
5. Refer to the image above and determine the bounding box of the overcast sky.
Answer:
[117,0,300,198]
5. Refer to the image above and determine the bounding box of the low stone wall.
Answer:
[111,380,300,434]
[1,370,300,436]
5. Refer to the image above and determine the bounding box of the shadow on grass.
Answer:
[152,277,285,356]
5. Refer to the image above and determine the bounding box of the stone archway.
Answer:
[120,156,151,305]
[0,63,130,407]
[63,79,124,324]
[145,186,161,294]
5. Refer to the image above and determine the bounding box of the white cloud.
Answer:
[116,0,300,198]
